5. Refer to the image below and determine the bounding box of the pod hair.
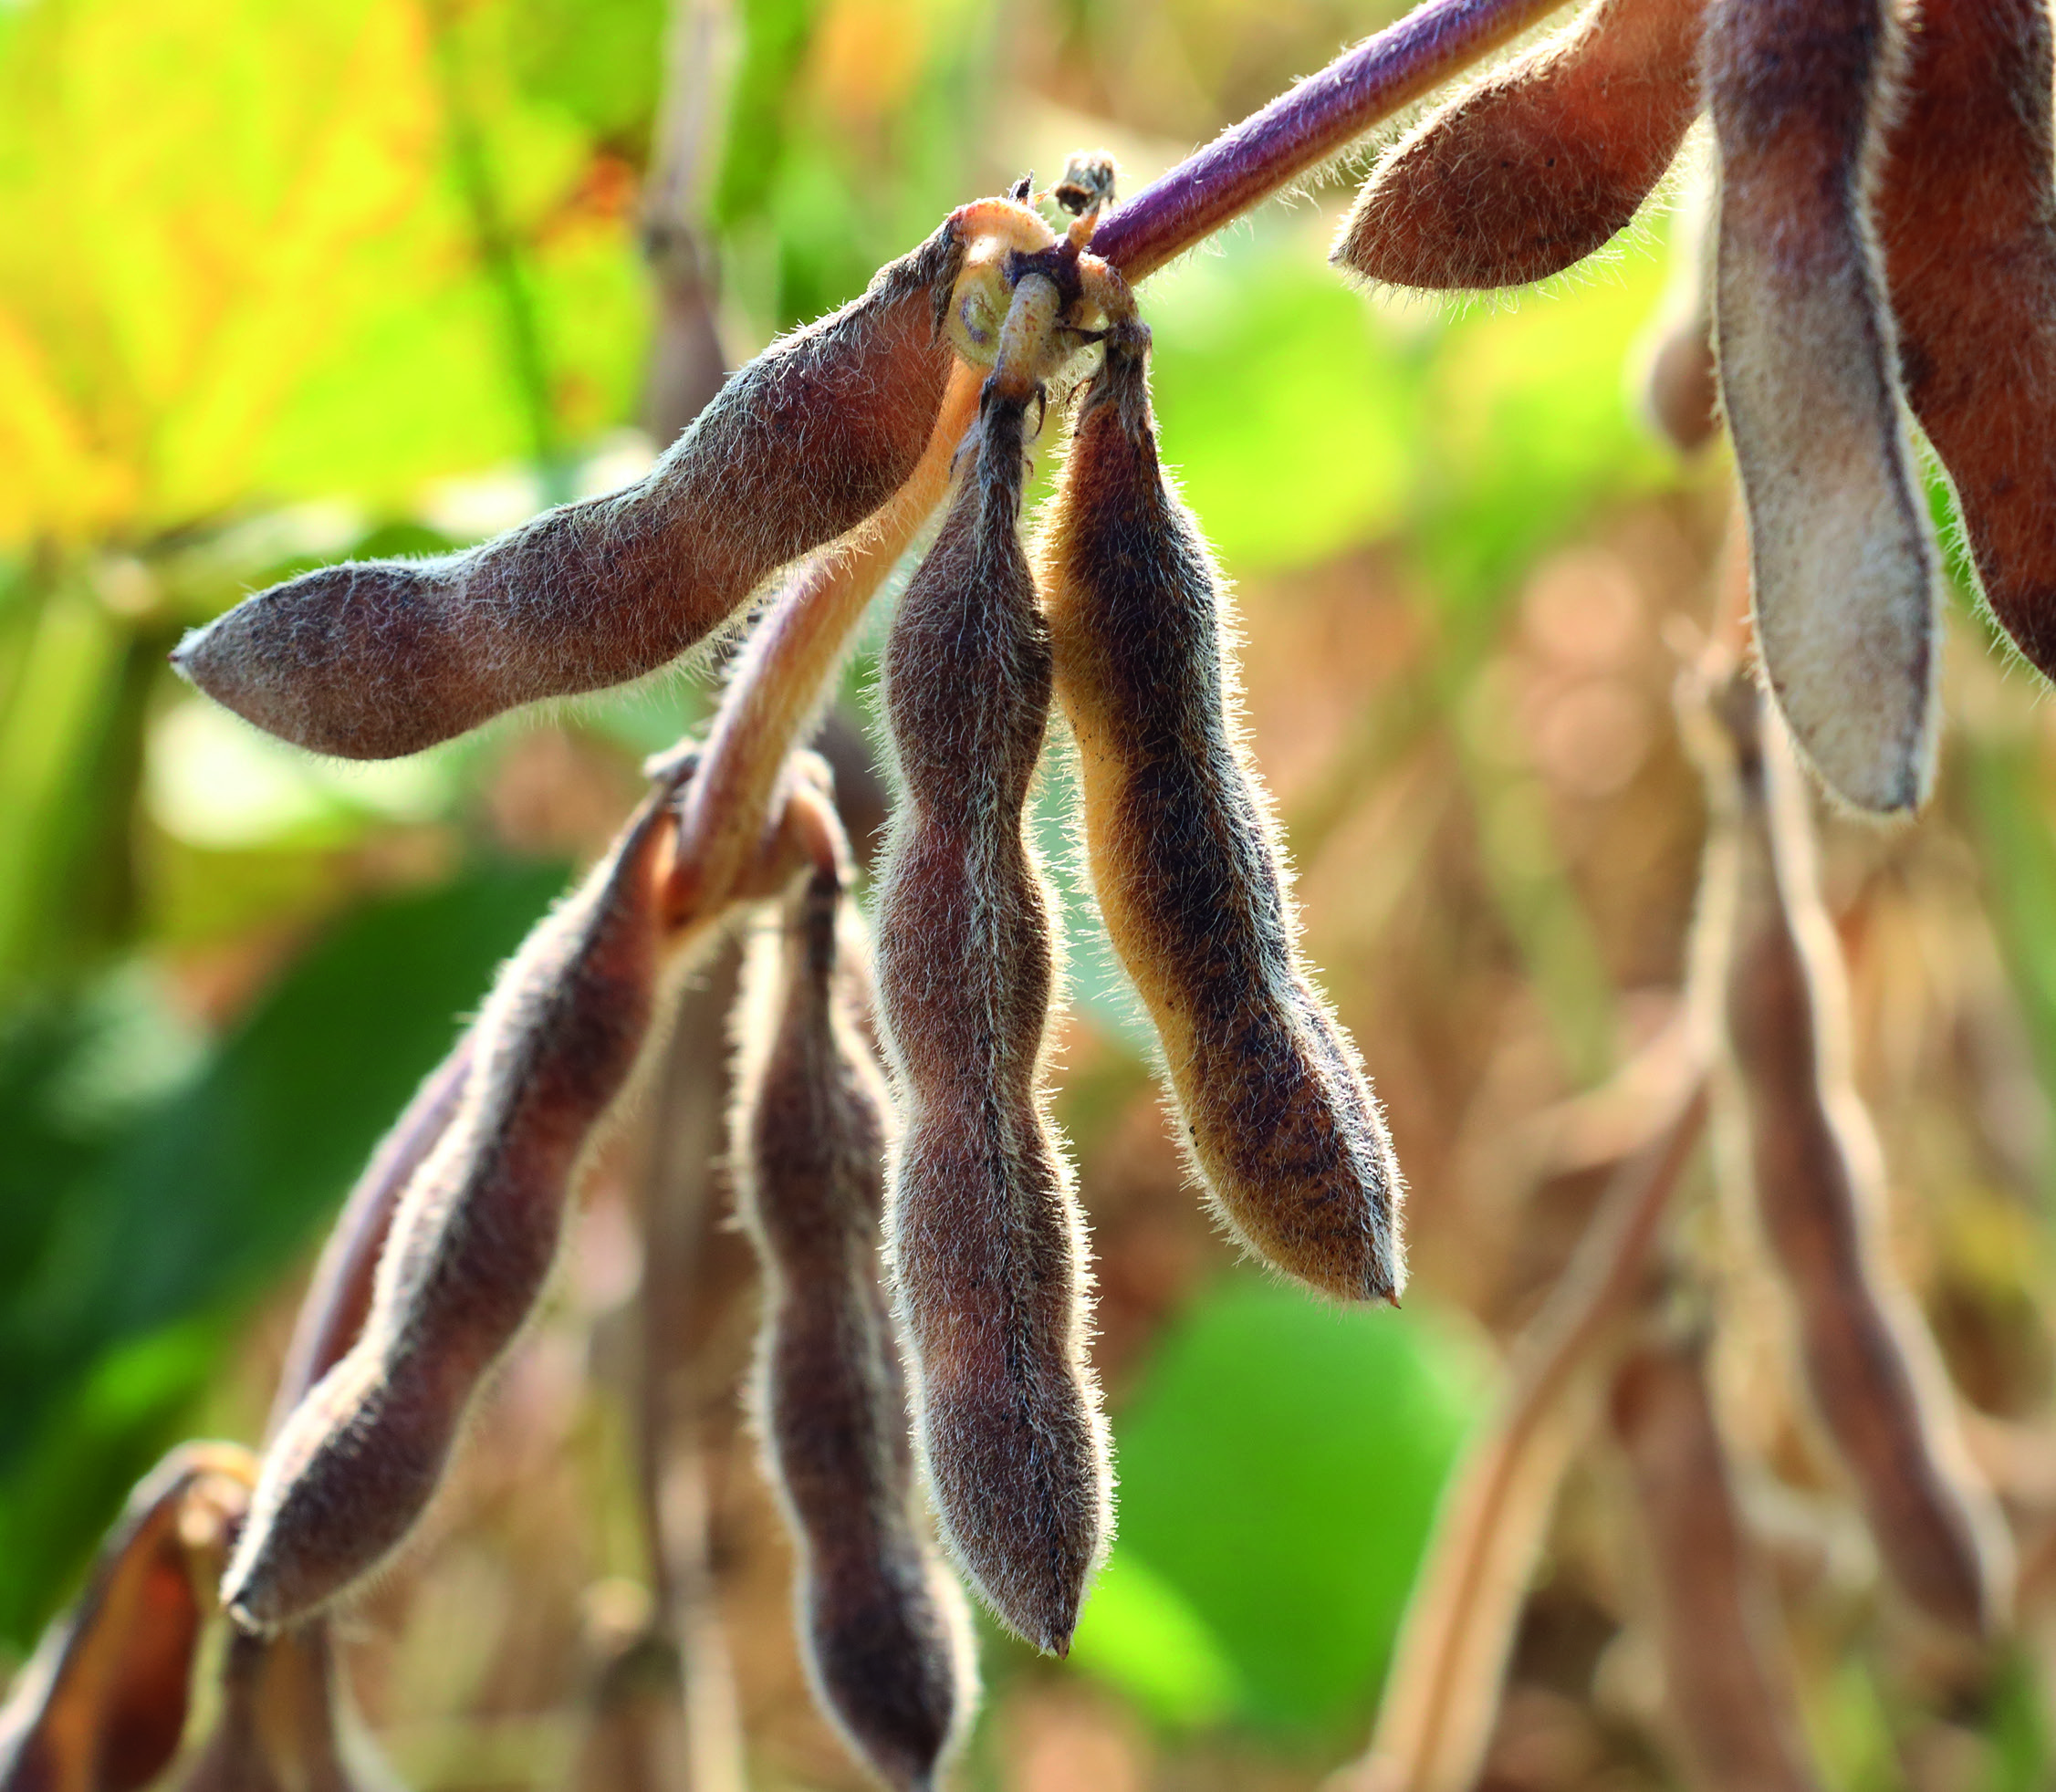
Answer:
[222,755,713,1630]
[1698,672,2011,1638]
[1040,318,1404,1303]
[731,848,976,1791]
[172,224,965,760]
[1876,0,2056,681]
[876,382,1111,1656]
[1609,1324,1822,1792]
[1706,0,1940,814]
[1334,0,1708,291]
[0,1444,255,1792]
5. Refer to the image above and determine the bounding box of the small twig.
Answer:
[1341,1078,1708,1792]
[1094,0,1572,282]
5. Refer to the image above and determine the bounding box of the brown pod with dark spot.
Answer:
[176,1626,401,1792]
[1609,1327,1822,1792]
[0,1443,255,1792]
[732,859,975,1791]
[172,225,964,760]
[1706,0,1940,813]
[1877,0,2056,679]
[876,389,1111,1656]
[223,760,708,1630]
[1040,321,1404,1302]
[1699,673,2010,1637]
[1334,0,1708,290]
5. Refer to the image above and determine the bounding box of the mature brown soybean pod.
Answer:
[1706,675,2010,1637]
[876,388,1111,1657]
[1877,0,2056,679]
[1609,1328,1822,1792]
[172,224,965,760]
[1040,321,1403,1302]
[176,1627,399,1792]
[732,861,974,1791]
[1706,0,1940,814]
[0,1444,255,1792]
[222,765,702,1630]
[1335,0,1708,290]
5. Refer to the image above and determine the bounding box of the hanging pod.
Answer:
[875,382,1111,1658]
[223,755,718,1630]
[1876,0,2056,679]
[173,224,965,759]
[1335,0,1708,290]
[1696,672,2009,1637]
[732,850,976,1791]
[1040,318,1404,1303]
[1707,0,1940,813]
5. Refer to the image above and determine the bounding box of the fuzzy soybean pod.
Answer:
[172,224,964,760]
[1707,0,1940,814]
[732,859,975,1791]
[0,1444,255,1792]
[1609,1327,1821,1792]
[222,762,705,1630]
[1707,677,2010,1637]
[1040,321,1403,1302]
[1335,0,1707,290]
[876,386,1111,1656]
[1876,0,2056,680]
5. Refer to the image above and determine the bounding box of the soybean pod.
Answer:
[1699,672,2009,1637]
[174,225,965,760]
[733,845,974,1791]
[224,756,715,1630]
[877,378,1111,1656]
[1040,318,1404,1303]
[1336,0,1708,291]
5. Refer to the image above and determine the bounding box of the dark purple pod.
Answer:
[733,863,975,1790]
[174,226,963,759]
[876,389,1111,1658]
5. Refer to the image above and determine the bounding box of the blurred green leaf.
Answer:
[1070,1548,1242,1729]
[1105,1275,1491,1734]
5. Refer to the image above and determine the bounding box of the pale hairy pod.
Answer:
[1040,320,1404,1302]
[1333,0,1707,290]
[876,387,1111,1655]
[1876,0,2056,680]
[1698,673,2010,1636]
[731,860,976,1791]
[222,757,714,1630]
[0,1443,255,1792]
[172,224,965,760]
[176,1626,402,1792]
[1609,1326,1821,1792]
[1706,0,1941,814]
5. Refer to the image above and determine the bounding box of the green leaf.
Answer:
[1104,1275,1491,1734]
[1070,1548,1243,1728]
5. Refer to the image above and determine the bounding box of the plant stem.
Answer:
[1095,0,1571,283]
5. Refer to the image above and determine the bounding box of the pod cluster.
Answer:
[1337,0,2056,814]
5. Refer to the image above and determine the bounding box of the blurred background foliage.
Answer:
[6,0,2056,1787]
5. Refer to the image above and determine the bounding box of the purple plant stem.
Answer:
[265,1030,478,1438]
[1095,0,1573,283]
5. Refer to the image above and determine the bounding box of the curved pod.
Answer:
[174,225,965,759]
